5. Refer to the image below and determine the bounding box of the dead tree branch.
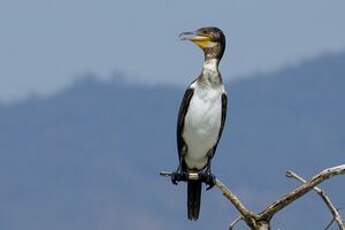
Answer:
[258,164,345,221]
[214,178,259,228]
[286,170,345,230]
[228,216,243,230]
[160,164,345,230]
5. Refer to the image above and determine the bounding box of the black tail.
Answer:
[187,180,202,220]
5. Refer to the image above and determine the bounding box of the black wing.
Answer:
[207,92,228,159]
[219,93,228,141]
[177,87,194,160]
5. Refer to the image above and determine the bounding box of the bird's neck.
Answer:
[199,58,222,86]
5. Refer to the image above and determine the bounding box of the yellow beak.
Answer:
[179,31,215,49]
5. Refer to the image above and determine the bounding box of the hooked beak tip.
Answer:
[178,31,196,41]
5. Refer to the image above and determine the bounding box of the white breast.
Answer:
[183,82,223,170]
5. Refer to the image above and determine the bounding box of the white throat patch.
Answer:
[202,59,219,83]
[203,59,218,75]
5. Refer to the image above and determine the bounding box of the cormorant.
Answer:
[172,27,227,221]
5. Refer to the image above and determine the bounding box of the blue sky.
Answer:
[1,0,345,101]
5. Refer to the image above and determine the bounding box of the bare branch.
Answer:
[324,217,336,230]
[228,216,243,230]
[160,171,199,180]
[286,170,345,230]
[160,171,172,177]
[258,164,345,221]
[161,164,345,230]
[215,179,258,223]
[160,171,259,227]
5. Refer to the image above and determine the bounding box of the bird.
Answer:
[172,27,227,221]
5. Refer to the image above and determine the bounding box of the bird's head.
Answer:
[179,27,226,60]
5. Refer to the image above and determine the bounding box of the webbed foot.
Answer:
[199,172,216,190]
[171,171,188,185]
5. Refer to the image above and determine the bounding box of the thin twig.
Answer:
[324,217,336,230]
[229,216,243,230]
[286,170,345,230]
[160,164,345,230]
[258,164,345,221]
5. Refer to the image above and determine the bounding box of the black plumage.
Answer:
[174,27,228,221]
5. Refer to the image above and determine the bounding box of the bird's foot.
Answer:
[199,172,216,190]
[171,171,188,185]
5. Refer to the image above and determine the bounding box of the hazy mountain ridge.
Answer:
[0,52,345,229]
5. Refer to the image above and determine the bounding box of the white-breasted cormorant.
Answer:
[172,27,227,221]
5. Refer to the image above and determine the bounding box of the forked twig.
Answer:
[160,164,345,230]
[286,170,345,230]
